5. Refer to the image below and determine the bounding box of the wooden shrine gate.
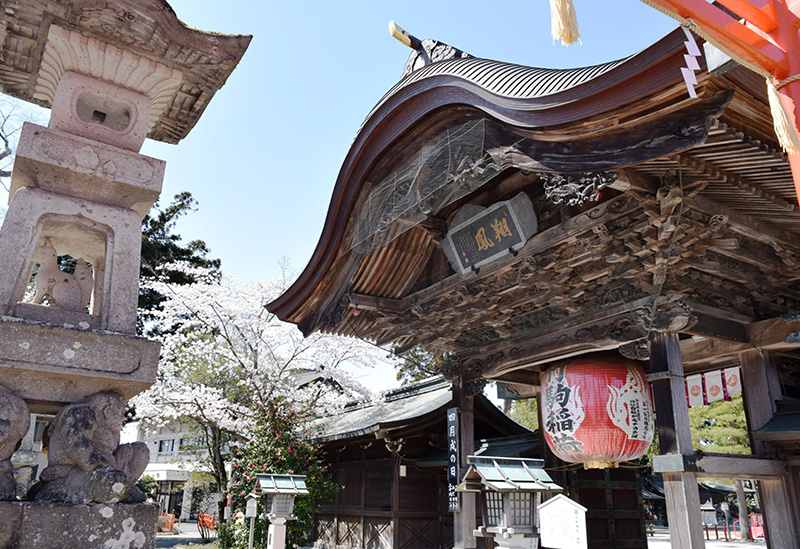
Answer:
[270,17,800,549]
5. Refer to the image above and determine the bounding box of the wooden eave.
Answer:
[267,28,711,326]
[269,28,800,381]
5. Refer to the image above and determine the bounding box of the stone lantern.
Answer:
[457,456,561,549]
[254,473,310,549]
[0,1,249,546]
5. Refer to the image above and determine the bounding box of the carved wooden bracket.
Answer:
[638,294,698,334]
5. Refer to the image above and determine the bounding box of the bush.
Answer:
[220,399,338,549]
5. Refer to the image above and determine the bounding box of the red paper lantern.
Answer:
[541,356,654,469]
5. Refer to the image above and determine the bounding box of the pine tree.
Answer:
[688,393,751,454]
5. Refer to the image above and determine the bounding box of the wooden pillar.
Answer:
[739,350,800,549]
[392,453,400,549]
[735,480,751,541]
[648,331,705,549]
[453,378,476,549]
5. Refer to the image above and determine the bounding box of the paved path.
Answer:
[155,521,213,548]
[647,527,767,548]
[155,522,768,548]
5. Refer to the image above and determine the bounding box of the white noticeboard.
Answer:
[246,497,258,518]
[538,494,587,549]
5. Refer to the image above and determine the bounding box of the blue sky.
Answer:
[3,1,678,282]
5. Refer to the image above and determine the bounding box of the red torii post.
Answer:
[640,0,800,205]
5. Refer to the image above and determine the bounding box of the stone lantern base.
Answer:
[0,501,158,548]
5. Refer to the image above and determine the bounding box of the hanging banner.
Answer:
[446,407,460,512]
[705,370,725,403]
[686,374,705,407]
[686,367,743,407]
[725,367,742,397]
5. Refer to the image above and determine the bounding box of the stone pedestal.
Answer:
[492,534,538,549]
[0,318,159,415]
[0,501,158,549]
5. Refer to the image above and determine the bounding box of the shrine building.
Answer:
[269,26,800,549]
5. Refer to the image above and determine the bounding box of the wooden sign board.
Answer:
[539,494,587,549]
[441,192,537,276]
[447,407,460,512]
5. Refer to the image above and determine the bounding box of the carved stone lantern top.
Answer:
[0,0,251,144]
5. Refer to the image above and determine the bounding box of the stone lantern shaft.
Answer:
[0,1,249,546]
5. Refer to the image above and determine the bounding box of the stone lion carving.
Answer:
[30,391,148,504]
[0,384,30,500]
[31,237,94,312]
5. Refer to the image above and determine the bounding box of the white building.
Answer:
[122,421,223,521]
[10,413,52,495]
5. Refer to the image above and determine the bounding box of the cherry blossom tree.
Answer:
[132,264,387,519]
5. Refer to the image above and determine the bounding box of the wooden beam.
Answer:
[487,370,539,386]
[351,293,403,315]
[687,310,749,342]
[653,453,789,478]
[684,194,800,249]
[402,193,638,310]
[679,314,800,369]
[714,0,780,32]
[679,336,749,369]
[643,0,788,75]
[476,296,655,378]
[616,168,659,193]
[748,316,800,351]
[648,331,706,549]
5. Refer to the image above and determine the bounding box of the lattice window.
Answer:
[484,491,503,527]
[510,492,532,527]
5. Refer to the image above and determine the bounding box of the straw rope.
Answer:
[550,0,582,46]
[636,0,800,153]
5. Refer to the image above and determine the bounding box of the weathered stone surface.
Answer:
[49,72,152,152]
[9,122,165,217]
[31,392,148,504]
[0,319,159,414]
[0,501,158,549]
[30,239,94,313]
[0,187,143,333]
[0,4,251,145]
[0,386,29,501]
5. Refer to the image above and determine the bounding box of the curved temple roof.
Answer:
[0,0,251,144]
[267,28,726,327]
[367,55,632,119]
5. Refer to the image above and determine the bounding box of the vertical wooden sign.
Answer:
[447,407,460,512]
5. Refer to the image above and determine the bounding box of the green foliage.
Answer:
[395,347,453,385]
[222,399,338,549]
[138,191,221,335]
[135,474,158,502]
[688,393,751,454]
[510,398,539,431]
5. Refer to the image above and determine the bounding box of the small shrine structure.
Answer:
[311,377,542,549]
[269,23,800,549]
[0,1,248,546]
